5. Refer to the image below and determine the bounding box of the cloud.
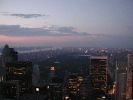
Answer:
[9,14,46,18]
[0,12,46,18]
[48,26,89,35]
[0,25,132,48]
[56,27,88,35]
[0,25,90,36]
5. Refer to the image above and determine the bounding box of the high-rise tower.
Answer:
[2,44,18,67]
[90,56,108,99]
[126,54,133,99]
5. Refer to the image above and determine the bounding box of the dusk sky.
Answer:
[0,0,133,48]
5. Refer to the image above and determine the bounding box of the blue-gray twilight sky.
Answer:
[0,0,133,48]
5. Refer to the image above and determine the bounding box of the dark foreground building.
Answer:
[1,61,32,99]
[90,56,108,100]
[1,44,18,67]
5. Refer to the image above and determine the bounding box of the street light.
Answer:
[65,96,70,100]
[36,88,39,92]
[36,88,39,100]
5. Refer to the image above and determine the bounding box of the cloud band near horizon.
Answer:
[0,25,90,36]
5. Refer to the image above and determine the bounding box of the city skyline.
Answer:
[0,0,133,48]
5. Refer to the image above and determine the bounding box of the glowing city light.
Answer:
[50,66,55,71]
[36,88,39,92]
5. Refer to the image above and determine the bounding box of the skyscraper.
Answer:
[115,61,128,100]
[32,64,40,86]
[126,54,133,99]
[90,56,108,99]
[0,45,33,99]
[2,44,18,67]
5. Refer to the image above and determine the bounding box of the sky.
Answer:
[0,0,133,48]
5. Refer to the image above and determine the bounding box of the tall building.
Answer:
[32,64,40,86]
[126,54,133,99]
[2,44,18,67]
[63,73,84,100]
[115,62,127,100]
[90,56,108,99]
[0,45,33,99]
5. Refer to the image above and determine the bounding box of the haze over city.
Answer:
[0,0,133,48]
[1,1,133,100]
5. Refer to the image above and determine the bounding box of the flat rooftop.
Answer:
[91,56,108,59]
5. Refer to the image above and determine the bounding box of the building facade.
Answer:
[90,56,108,99]
[5,61,32,93]
[126,54,133,99]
